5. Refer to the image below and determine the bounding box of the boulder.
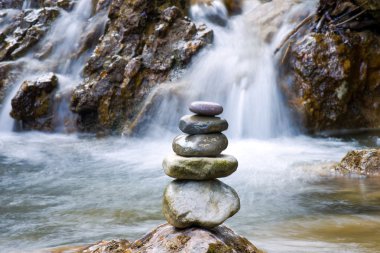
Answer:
[10,73,58,131]
[163,153,238,180]
[283,30,380,133]
[70,0,212,134]
[163,180,240,228]
[335,149,380,176]
[80,224,262,253]
[173,133,228,157]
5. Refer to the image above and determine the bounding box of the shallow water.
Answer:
[0,132,379,253]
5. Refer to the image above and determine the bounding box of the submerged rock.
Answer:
[163,153,238,180]
[173,133,228,157]
[70,1,212,134]
[163,180,240,228]
[80,224,262,253]
[10,73,58,131]
[335,149,380,176]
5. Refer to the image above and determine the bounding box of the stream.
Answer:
[0,133,379,252]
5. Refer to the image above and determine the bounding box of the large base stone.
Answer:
[163,180,240,229]
[79,224,262,253]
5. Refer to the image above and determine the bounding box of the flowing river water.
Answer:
[0,0,380,253]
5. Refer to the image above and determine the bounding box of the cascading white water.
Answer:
[149,0,317,139]
[0,0,107,132]
[22,0,32,9]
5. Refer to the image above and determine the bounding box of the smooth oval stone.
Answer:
[172,133,228,157]
[163,154,238,180]
[163,180,240,229]
[179,115,228,134]
[189,101,223,116]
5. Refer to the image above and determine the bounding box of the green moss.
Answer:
[207,243,233,253]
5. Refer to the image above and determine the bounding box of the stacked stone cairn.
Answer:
[162,101,240,229]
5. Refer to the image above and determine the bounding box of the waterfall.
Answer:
[147,0,317,139]
[0,0,108,132]
[22,0,32,10]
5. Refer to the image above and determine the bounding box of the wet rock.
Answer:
[0,0,23,9]
[10,73,58,131]
[191,0,242,15]
[335,149,380,176]
[279,0,380,133]
[173,133,228,157]
[189,101,223,116]
[54,0,76,11]
[180,114,228,134]
[80,224,262,253]
[283,30,380,133]
[0,61,23,103]
[0,7,60,61]
[245,0,308,43]
[163,153,238,180]
[10,0,77,10]
[163,180,240,228]
[93,0,112,13]
[71,0,212,134]
[342,0,380,23]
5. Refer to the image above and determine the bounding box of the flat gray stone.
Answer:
[163,180,240,228]
[179,115,228,134]
[172,133,228,157]
[189,101,223,116]
[163,154,238,180]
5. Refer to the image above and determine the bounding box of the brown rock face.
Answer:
[70,0,212,134]
[80,224,262,253]
[335,149,380,176]
[10,73,58,131]
[282,0,380,133]
[285,31,380,132]
[0,7,60,61]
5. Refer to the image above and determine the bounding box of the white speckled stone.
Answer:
[163,180,240,228]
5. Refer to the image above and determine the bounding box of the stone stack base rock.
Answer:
[79,224,263,253]
[162,101,241,229]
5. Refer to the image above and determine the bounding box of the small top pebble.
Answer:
[189,101,223,116]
